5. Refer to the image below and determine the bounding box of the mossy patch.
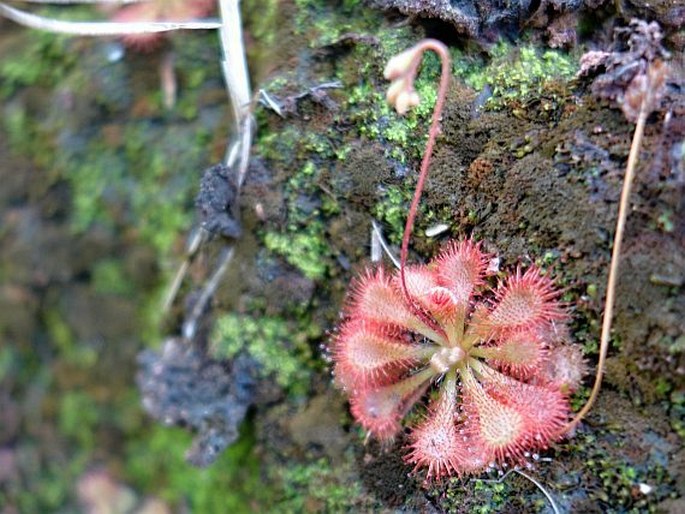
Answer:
[125,422,264,513]
[263,222,331,280]
[91,259,135,296]
[0,31,76,98]
[210,313,315,395]
[559,394,678,512]
[463,42,578,112]
[270,456,364,512]
[372,184,413,244]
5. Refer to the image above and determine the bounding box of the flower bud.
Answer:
[394,89,420,115]
[386,79,405,105]
[383,46,420,80]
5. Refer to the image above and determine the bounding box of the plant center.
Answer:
[429,346,466,374]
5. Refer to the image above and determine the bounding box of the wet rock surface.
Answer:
[369,0,584,40]
[197,163,242,239]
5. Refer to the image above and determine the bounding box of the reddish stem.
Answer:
[398,39,452,330]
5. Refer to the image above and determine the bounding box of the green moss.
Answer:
[125,423,264,513]
[373,185,413,244]
[570,385,591,412]
[656,210,675,233]
[430,474,517,514]
[345,69,436,164]
[0,31,76,98]
[242,0,282,57]
[40,388,119,510]
[264,223,330,280]
[465,42,577,110]
[471,479,509,513]
[254,15,438,280]
[671,390,685,438]
[15,459,80,512]
[210,313,313,394]
[293,0,371,45]
[0,347,13,381]
[66,123,199,253]
[59,391,99,450]
[301,134,335,159]
[44,309,98,368]
[271,457,363,513]
[1,31,219,255]
[332,24,443,165]
[2,104,44,158]
[91,259,135,296]
[565,428,673,510]
[255,147,334,279]
[4,109,201,257]
[254,124,299,163]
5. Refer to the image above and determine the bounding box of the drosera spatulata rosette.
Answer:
[331,240,585,480]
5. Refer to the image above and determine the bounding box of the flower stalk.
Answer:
[384,39,452,324]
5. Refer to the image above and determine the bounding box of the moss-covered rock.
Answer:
[1,0,683,512]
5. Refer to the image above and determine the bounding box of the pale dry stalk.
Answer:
[565,60,668,433]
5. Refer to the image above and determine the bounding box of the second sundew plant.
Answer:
[330,40,586,481]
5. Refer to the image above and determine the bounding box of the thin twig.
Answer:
[259,89,284,117]
[15,0,141,4]
[182,246,235,340]
[371,220,400,268]
[514,470,561,514]
[217,0,252,186]
[259,81,343,116]
[0,3,220,35]
[476,468,561,514]
[162,0,253,317]
[161,228,207,313]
